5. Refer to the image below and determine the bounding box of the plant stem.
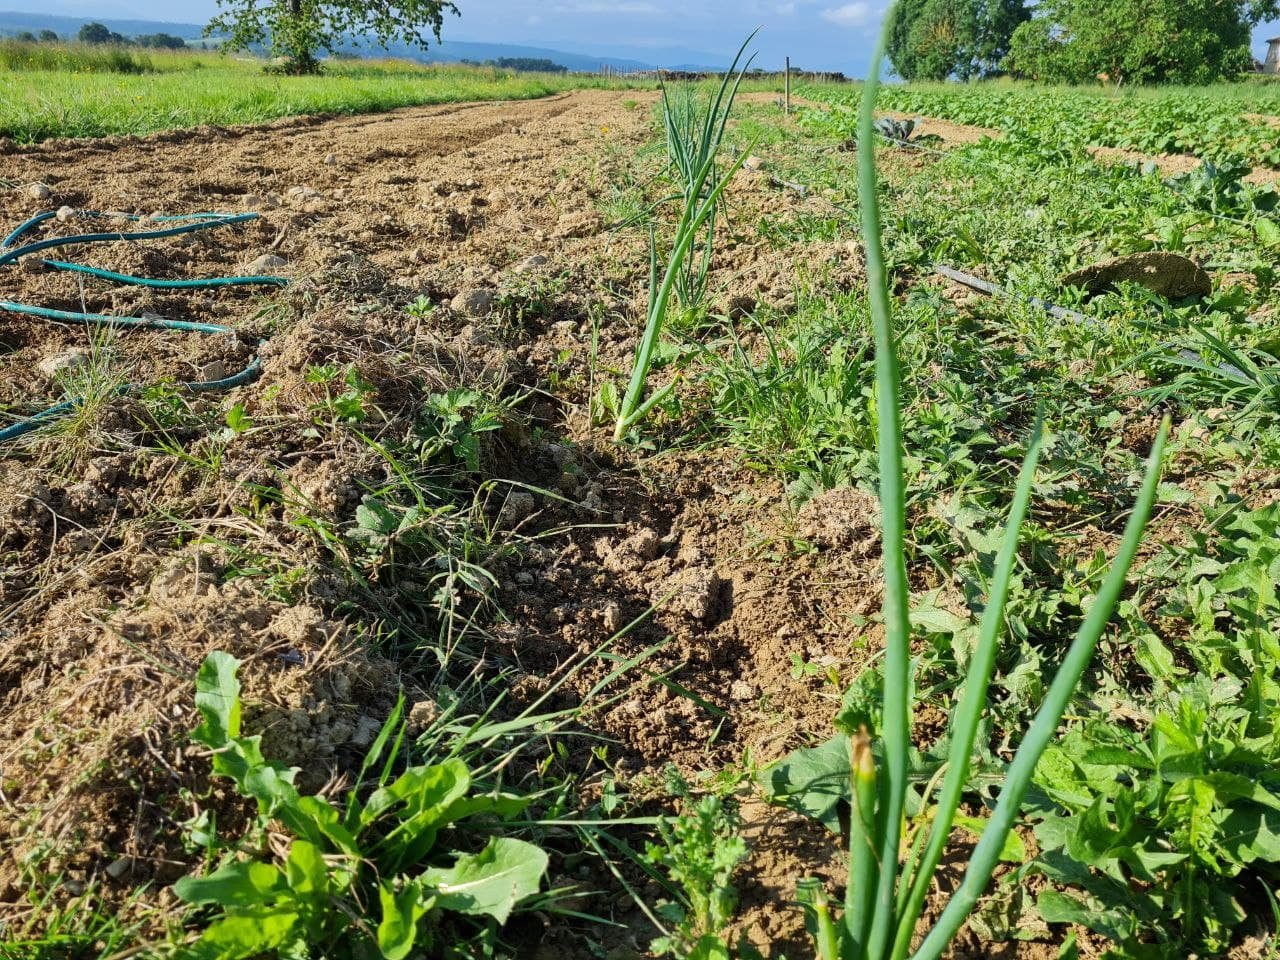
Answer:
[857,13,913,960]
[844,728,880,957]
[888,416,1045,960]
[912,418,1169,960]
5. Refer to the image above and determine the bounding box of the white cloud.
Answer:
[820,2,875,26]
[776,1,797,14]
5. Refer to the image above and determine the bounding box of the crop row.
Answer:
[800,82,1280,168]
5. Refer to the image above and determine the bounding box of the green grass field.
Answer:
[0,44,638,142]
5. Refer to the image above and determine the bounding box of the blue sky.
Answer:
[14,0,1280,72]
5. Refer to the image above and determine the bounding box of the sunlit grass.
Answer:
[0,54,642,142]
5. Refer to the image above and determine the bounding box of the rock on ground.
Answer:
[38,350,90,378]
[1061,252,1211,301]
[247,253,288,274]
[451,287,496,317]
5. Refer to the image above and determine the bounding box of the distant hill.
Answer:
[354,38,655,73]
[0,10,723,71]
[0,10,205,40]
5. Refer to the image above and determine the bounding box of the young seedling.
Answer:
[766,8,1172,960]
[612,35,758,443]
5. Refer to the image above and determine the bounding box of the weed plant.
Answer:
[0,39,157,73]
[762,12,1170,960]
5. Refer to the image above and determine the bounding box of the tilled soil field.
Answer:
[0,90,928,957]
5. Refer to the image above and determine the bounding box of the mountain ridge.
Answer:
[0,10,727,72]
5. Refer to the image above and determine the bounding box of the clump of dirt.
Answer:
[0,573,395,904]
[1061,251,1212,301]
[795,486,881,554]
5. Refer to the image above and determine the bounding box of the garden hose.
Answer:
[0,210,287,444]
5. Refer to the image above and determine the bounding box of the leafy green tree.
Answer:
[14,31,36,43]
[38,29,58,42]
[1004,0,1280,84]
[491,56,567,73]
[78,22,113,44]
[137,32,187,49]
[888,0,1028,81]
[206,0,460,74]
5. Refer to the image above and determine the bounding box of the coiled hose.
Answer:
[0,210,287,444]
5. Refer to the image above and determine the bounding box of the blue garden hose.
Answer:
[0,210,287,444]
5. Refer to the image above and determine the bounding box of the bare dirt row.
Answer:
[0,90,897,955]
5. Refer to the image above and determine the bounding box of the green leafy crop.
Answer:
[174,652,548,960]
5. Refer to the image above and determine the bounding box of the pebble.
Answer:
[38,350,89,377]
[55,206,77,222]
[450,287,495,317]
[28,182,51,201]
[104,858,131,880]
[324,153,338,166]
[512,254,549,273]
[247,253,288,273]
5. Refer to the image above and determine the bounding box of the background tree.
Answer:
[887,0,1027,81]
[491,57,568,73]
[1004,0,1280,83]
[14,31,36,43]
[137,32,188,49]
[78,22,113,44]
[38,29,58,42]
[206,0,460,74]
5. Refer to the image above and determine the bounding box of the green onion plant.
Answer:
[612,35,757,443]
[782,10,1172,959]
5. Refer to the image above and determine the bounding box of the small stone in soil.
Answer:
[247,253,288,273]
[512,254,549,273]
[730,680,757,701]
[28,182,51,201]
[451,287,496,317]
[38,350,89,377]
[104,858,132,880]
[56,206,77,222]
